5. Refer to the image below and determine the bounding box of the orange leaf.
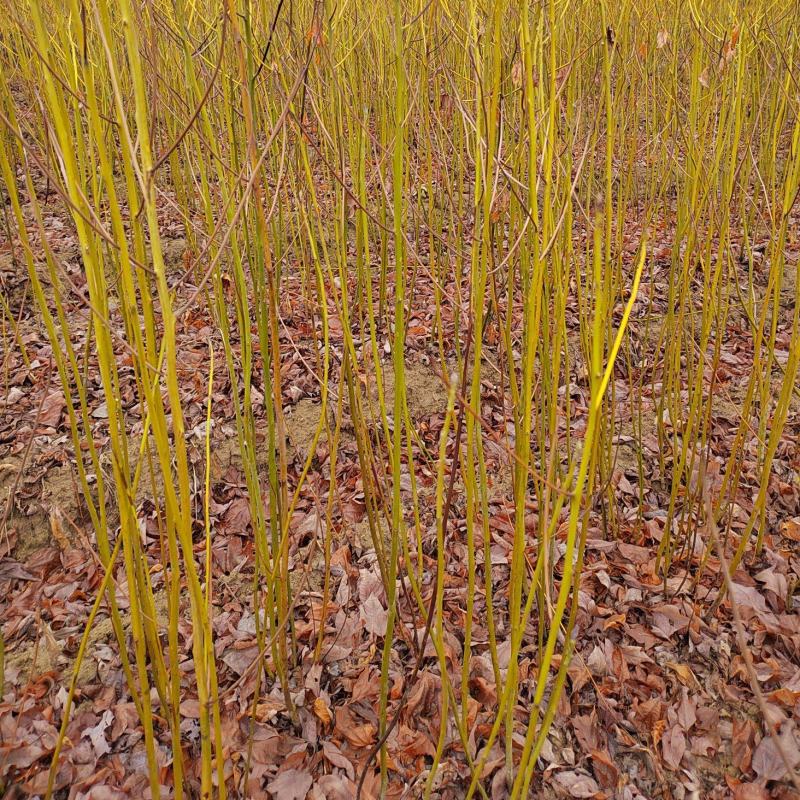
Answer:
[780,517,800,541]
[313,696,332,727]
[652,718,666,747]
[603,613,627,630]
[343,722,376,748]
[665,661,697,686]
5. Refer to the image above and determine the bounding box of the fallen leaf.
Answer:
[665,661,697,687]
[313,774,356,800]
[662,725,686,769]
[603,612,627,630]
[221,496,251,534]
[590,749,619,789]
[780,517,800,541]
[361,593,388,637]
[470,675,497,707]
[752,725,800,782]
[321,740,355,780]
[39,391,65,427]
[730,583,769,618]
[572,713,604,752]
[268,768,313,800]
[732,717,756,773]
[342,722,376,749]
[554,770,599,798]
[727,778,769,800]
[48,508,70,550]
[676,690,696,731]
[83,709,114,758]
[313,696,333,727]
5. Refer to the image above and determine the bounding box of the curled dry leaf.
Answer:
[39,391,65,428]
[313,696,333,727]
[780,517,800,541]
[664,661,697,687]
[312,774,357,800]
[341,722,376,749]
[732,717,757,773]
[554,769,600,798]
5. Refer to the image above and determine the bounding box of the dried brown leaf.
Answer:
[268,768,313,800]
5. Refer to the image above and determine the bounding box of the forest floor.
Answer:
[1,159,800,800]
